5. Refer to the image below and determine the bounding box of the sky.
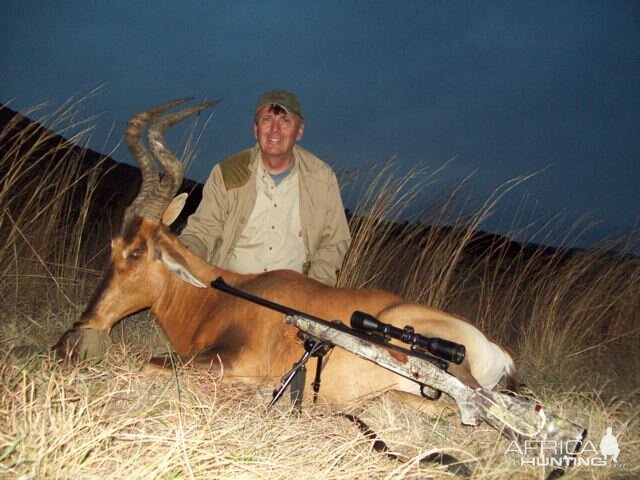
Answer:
[1,1,639,250]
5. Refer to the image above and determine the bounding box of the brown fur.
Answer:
[57,211,515,407]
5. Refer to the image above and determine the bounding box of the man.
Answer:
[179,90,351,286]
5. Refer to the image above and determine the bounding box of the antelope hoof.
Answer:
[54,326,112,362]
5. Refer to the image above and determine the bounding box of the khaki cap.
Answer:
[255,90,303,118]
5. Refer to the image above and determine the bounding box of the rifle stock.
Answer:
[286,315,584,440]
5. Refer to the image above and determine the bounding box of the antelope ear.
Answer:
[155,242,207,288]
[161,193,188,226]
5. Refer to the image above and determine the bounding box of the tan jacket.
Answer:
[179,144,351,286]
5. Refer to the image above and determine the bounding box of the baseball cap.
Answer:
[255,90,303,118]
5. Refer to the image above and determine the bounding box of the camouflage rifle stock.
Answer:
[285,314,585,443]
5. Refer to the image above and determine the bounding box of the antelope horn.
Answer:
[124,97,193,223]
[145,100,220,221]
[123,98,217,223]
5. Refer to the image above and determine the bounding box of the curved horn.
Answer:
[144,100,219,221]
[124,98,193,223]
[123,98,217,223]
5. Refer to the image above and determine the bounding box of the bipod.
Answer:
[270,339,331,411]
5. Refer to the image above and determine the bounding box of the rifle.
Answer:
[211,277,586,470]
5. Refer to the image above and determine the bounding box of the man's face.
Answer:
[253,105,304,160]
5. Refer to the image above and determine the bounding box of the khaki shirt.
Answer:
[179,144,351,286]
[227,161,306,274]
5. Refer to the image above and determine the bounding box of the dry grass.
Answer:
[2,347,637,479]
[1,100,639,478]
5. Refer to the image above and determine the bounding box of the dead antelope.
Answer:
[56,99,515,407]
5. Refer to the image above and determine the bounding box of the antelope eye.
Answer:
[127,247,146,260]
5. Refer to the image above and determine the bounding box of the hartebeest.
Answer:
[56,99,514,406]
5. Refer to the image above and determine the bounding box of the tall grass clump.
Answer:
[0,99,113,347]
[1,100,638,478]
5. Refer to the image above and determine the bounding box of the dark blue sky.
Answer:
[1,1,639,249]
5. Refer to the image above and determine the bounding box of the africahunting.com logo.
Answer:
[505,427,630,469]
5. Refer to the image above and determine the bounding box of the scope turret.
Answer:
[350,311,465,364]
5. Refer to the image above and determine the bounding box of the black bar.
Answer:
[212,277,321,319]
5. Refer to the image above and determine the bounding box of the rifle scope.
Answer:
[350,311,465,365]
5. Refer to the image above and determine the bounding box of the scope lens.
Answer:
[351,311,382,332]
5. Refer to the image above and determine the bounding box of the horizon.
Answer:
[3,99,636,257]
[1,1,638,251]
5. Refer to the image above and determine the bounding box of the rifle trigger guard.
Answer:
[420,384,441,400]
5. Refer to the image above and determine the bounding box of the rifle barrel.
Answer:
[211,277,449,369]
